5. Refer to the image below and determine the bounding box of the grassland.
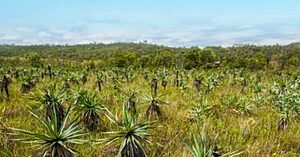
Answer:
[1,66,300,157]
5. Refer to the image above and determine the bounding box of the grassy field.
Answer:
[1,67,300,157]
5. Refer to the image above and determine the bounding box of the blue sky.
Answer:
[0,0,300,47]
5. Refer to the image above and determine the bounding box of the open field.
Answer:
[1,44,300,157]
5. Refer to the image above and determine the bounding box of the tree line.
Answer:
[0,42,299,70]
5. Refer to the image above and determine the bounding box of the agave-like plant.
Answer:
[123,68,135,84]
[141,92,166,120]
[102,101,155,157]
[189,99,213,123]
[111,75,121,93]
[21,73,38,93]
[123,89,138,116]
[0,75,12,99]
[81,73,88,85]
[221,94,254,115]
[11,106,87,157]
[30,84,67,130]
[240,77,247,93]
[269,78,300,130]
[182,130,243,157]
[182,131,214,157]
[74,89,105,131]
[142,70,149,80]
[151,78,158,96]
[47,64,53,79]
[66,72,80,86]
[158,67,168,89]
[174,69,180,87]
[96,72,104,92]
[192,73,204,91]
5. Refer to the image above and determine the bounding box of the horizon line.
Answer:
[0,41,298,48]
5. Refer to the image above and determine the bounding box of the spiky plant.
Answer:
[30,84,67,130]
[221,94,254,115]
[1,75,11,98]
[192,73,203,91]
[102,101,155,157]
[21,73,38,93]
[151,78,158,96]
[123,89,138,116]
[240,77,247,93]
[11,106,87,157]
[158,67,168,89]
[270,79,300,130]
[111,75,121,93]
[194,80,201,89]
[68,72,80,86]
[189,99,213,123]
[142,71,149,80]
[161,79,167,89]
[96,72,104,92]
[21,81,32,93]
[63,79,71,90]
[182,131,214,157]
[141,92,165,120]
[74,89,105,131]
[174,69,180,87]
[182,130,243,157]
[47,64,52,79]
[123,68,132,84]
[81,73,87,84]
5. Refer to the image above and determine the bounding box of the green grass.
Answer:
[1,69,300,157]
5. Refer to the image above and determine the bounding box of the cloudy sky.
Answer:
[1,0,300,47]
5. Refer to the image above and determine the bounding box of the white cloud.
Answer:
[0,24,300,47]
[38,31,51,37]
[259,38,297,45]
[0,34,20,40]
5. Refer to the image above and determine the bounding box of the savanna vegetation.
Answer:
[1,42,300,156]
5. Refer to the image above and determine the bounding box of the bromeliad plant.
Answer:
[30,84,68,130]
[0,75,12,99]
[182,130,243,157]
[21,72,39,93]
[151,78,158,96]
[158,67,168,89]
[123,89,138,116]
[11,106,87,157]
[74,89,106,131]
[189,99,214,123]
[96,72,104,92]
[269,78,300,130]
[220,94,254,115]
[141,92,166,120]
[122,67,137,84]
[101,100,156,157]
[192,72,204,91]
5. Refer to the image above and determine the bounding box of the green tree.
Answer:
[112,52,137,68]
[183,47,201,69]
[29,53,42,67]
[139,55,151,68]
[199,48,216,65]
[156,51,174,67]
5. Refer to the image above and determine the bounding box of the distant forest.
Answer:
[0,42,300,70]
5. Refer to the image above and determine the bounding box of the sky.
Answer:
[0,0,300,47]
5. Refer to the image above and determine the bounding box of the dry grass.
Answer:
[1,70,300,157]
